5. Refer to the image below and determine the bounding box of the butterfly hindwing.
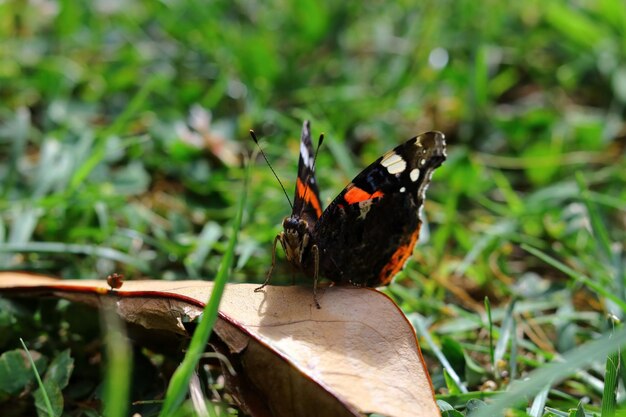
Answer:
[292,121,323,229]
[312,131,447,286]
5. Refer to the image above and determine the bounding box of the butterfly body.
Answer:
[258,121,446,306]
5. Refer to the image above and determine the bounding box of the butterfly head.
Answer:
[280,216,311,265]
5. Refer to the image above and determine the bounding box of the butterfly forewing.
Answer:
[292,121,323,229]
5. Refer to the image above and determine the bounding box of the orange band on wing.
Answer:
[343,186,384,205]
[378,224,421,285]
[296,177,323,217]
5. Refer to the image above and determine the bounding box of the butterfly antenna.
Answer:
[313,133,324,168]
[301,133,325,204]
[250,129,294,210]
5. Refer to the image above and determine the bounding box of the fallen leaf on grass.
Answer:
[0,272,439,417]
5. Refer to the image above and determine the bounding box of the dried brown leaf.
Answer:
[0,272,439,417]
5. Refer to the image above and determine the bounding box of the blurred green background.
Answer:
[1,0,625,415]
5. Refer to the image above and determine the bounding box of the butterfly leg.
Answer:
[255,234,281,292]
[312,244,321,309]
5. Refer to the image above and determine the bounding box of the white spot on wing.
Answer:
[300,141,313,168]
[381,152,402,167]
[380,152,406,174]
[410,168,420,182]
[400,187,406,193]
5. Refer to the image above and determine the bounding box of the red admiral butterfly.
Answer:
[252,121,446,308]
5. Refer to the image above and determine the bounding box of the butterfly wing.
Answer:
[291,120,323,229]
[313,131,446,286]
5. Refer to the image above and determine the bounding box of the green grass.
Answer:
[19,338,54,417]
[1,0,625,415]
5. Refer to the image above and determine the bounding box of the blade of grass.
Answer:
[491,169,524,215]
[19,338,54,417]
[0,242,150,273]
[509,314,518,381]
[587,191,626,211]
[7,205,40,244]
[443,369,463,395]
[601,317,620,417]
[412,314,468,394]
[621,344,626,404]
[484,297,495,371]
[158,161,249,416]
[522,244,626,312]
[1,107,30,199]
[543,407,569,417]
[575,172,614,265]
[436,391,501,407]
[189,372,209,417]
[494,299,516,372]
[101,306,132,417]
[602,352,619,417]
[528,384,550,417]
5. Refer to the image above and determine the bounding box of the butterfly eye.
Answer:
[283,216,306,232]
[298,220,309,235]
